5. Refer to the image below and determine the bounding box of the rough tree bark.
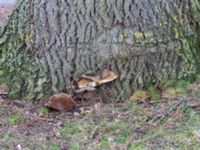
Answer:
[0,0,200,101]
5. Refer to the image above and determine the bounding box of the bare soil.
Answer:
[0,82,200,149]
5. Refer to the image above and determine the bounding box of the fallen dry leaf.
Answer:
[46,93,76,111]
[162,88,177,97]
[162,87,188,97]
[129,90,150,102]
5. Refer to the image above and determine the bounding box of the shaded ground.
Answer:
[0,81,200,150]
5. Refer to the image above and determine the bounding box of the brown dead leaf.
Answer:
[162,88,177,97]
[129,90,150,102]
[162,87,188,97]
[46,93,76,111]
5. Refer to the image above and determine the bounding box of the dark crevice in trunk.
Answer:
[0,0,199,101]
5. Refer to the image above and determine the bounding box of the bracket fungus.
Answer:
[72,69,118,93]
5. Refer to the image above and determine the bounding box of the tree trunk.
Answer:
[0,0,200,101]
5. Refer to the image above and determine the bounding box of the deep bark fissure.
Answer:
[0,0,200,101]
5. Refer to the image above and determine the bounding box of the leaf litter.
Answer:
[0,80,200,149]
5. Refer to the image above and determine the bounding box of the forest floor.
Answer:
[0,81,200,150]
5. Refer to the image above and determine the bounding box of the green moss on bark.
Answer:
[0,0,200,102]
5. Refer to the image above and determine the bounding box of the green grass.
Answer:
[195,92,200,98]
[1,86,200,149]
[48,142,60,150]
[59,121,79,138]
[0,112,24,125]
[8,90,21,100]
[3,131,16,142]
[37,107,50,117]
[0,106,5,114]
[69,144,80,150]
[100,138,110,149]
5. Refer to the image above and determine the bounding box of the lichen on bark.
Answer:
[0,0,200,101]
[0,0,47,100]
